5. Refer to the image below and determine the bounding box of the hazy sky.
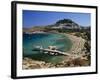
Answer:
[23,10,91,28]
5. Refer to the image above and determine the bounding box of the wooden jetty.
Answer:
[33,46,70,56]
[41,49,70,56]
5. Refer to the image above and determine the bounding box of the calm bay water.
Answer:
[23,33,72,63]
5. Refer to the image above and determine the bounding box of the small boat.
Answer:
[32,46,43,51]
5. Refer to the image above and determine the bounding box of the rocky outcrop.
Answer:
[22,56,90,69]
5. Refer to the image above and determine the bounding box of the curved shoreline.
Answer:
[55,33,85,54]
[63,33,85,54]
[22,33,90,69]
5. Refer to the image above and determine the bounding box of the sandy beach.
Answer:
[64,33,86,54]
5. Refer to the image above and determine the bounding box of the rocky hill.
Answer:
[23,19,90,33]
[51,19,80,29]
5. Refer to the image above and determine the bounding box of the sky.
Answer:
[23,10,91,28]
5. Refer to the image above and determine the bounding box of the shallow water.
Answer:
[23,33,72,63]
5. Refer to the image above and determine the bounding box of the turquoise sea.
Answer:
[23,33,72,63]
